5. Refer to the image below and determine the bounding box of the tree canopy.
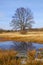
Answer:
[11,7,34,31]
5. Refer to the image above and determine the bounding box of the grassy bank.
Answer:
[0,31,43,43]
[0,49,43,65]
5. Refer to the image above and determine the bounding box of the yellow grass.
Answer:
[0,31,43,43]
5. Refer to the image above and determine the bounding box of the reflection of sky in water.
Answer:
[33,43,43,49]
[0,41,14,49]
[0,41,43,50]
[0,41,14,45]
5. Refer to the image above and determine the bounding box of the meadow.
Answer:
[0,31,43,43]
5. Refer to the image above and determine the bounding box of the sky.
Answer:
[0,0,43,30]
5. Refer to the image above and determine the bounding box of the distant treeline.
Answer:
[0,29,14,33]
[28,28,43,31]
[0,28,43,33]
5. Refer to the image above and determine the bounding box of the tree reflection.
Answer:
[12,41,35,53]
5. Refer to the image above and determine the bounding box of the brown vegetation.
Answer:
[0,31,43,43]
[0,49,43,65]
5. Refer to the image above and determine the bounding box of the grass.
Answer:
[0,49,43,65]
[0,49,17,65]
[0,31,43,43]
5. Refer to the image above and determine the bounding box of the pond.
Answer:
[0,41,43,51]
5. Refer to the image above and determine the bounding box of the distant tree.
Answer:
[11,7,34,31]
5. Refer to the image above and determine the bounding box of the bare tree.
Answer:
[11,7,34,31]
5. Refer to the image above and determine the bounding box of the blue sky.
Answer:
[0,0,43,30]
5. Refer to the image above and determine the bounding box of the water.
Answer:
[0,41,14,50]
[0,41,43,50]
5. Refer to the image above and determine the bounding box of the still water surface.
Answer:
[0,41,43,50]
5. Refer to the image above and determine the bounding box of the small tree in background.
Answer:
[11,7,34,33]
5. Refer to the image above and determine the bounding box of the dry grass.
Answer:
[0,49,17,65]
[0,49,43,65]
[0,31,43,43]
